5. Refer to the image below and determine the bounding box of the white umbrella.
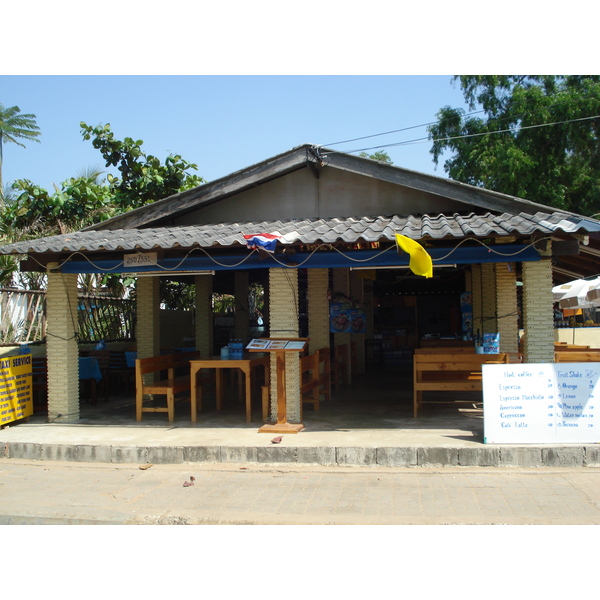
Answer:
[553,280,584,302]
[558,277,600,309]
[586,278,600,305]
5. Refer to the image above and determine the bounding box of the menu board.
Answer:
[246,338,307,351]
[482,362,600,444]
[0,353,33,425]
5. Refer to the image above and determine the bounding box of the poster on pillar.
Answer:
[0,353,33,425]
[330,304,366,333]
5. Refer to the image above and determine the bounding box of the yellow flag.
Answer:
[395,234,433,278]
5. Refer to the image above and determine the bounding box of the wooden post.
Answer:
[250,338,308,434]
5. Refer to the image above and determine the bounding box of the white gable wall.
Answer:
[174,167,467,224]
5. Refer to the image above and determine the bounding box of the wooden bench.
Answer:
[555,350,600,363]
[413,352,509,417]
[415,347,476,354]
[135,351,201,422]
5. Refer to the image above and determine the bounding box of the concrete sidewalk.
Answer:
[2,369,599,468]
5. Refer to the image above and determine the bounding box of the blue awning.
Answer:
[58,244,541,274]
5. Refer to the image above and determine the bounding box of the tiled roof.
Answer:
[1,211,598,256]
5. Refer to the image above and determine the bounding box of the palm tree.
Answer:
[0,103,41,190]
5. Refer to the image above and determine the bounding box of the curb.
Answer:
[3,441,600,467]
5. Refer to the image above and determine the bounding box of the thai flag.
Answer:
[243,233,280,253]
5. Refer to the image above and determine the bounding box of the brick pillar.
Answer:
[495,262,519,353]
[195,274,213,358]
[308,268,331,403]
[234,270,249,344]
[307,268,330,354]
[522,258,554,363]
[471,264,483,340]
[136,277,160,360]
[350,270,365,375]
[332,268,351,383]
[268,268,301,422]
[481,263,497,334]
[46,267,79,422]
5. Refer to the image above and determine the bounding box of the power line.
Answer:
[320,109,485,147]
[324,114,600,157]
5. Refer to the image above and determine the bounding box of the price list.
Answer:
[482,363,600,444]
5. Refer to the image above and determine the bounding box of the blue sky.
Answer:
[1,75,473,193]
[1,3,590,196]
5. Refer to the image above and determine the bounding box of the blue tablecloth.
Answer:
[125,352,137,368]
[79,357,102,382]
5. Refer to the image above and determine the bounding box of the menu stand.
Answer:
[247,338,308,434]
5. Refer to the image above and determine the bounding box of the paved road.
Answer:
[1,459,600,525]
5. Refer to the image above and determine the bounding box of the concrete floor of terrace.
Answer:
[1,364,484,448]
[1,364,597,467]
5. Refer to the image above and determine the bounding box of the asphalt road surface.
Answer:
[1,459,600,525]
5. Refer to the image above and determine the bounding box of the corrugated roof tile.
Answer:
[0,212,597,256]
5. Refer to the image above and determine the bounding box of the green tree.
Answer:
[0,103,41,190]
[359,150,393,164]
[80,122,204,208]
[428,76,600,216]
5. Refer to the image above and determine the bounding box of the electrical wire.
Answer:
[324,114,600,157]
[25,235,546,276]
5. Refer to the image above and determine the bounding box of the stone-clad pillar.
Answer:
[46,267,79,422]
[136,277,160,360]
[307,268,329,355]
[522,258,554,363]
[268,268,300,422]
[195,274,213,358]
[471,265,482,338]
[350,270,365,375]
[234,271,250,344]
[332,268,351,383]
[481,263,497,334]
[495,263,519,354]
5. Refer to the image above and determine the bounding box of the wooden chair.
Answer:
[88,349,111,402]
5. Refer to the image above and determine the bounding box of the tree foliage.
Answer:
[2,123,204,237]
[0,103,41,190]
[0,122,205,289]
[428,76,600,216]
[80,122,204,208]
[359,150,393,164]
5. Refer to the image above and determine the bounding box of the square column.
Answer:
[332,268,351,383]
[481,263,497,333]
[522,257,554,363]
[495,263,519,353]
[46,268,79,422]
[350,269,365,375]
[195,274,213,358]
[268,268,300,422]
[471,264,483,338]
[136,277,160,359]
[234,270,250,343]
[307,268,330,354]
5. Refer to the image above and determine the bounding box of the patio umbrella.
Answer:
[553,279,586,302]
[585,278,600,306]
[557,277,600,309]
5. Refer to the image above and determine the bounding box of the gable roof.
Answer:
[1,144,600,283]
[86,144,587,231]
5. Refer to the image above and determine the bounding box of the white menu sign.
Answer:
[482,363,600,444]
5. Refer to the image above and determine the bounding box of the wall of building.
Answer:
[173,167,467,224]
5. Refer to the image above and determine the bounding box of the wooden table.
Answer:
[190,354,269,423]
